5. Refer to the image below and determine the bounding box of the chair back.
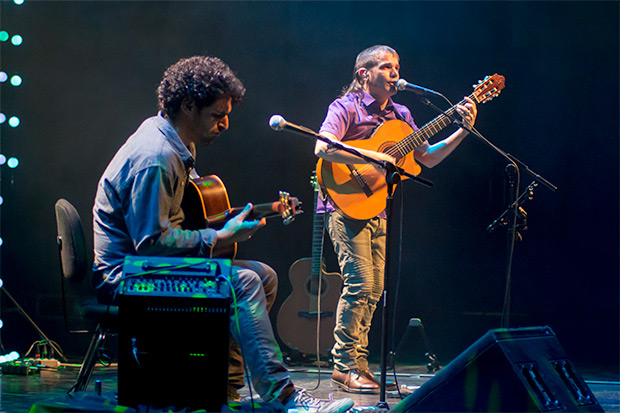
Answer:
[55,198,96,333]
[55,199,90,282]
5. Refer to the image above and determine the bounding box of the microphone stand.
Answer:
[270,121,432,408]
[417,95,556,329]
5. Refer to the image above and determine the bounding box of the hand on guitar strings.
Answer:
[455,96,478,129]
[216,203,267,245]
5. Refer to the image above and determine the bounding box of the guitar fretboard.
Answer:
[389,96,470,159]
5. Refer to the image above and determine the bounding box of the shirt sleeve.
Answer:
[319,99,351,141]
[124,165,217,257]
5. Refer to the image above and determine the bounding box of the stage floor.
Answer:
[3,361,619,412]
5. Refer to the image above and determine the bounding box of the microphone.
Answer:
[269,115,320,138]
[396,79,440,97]
[268,115,286,131]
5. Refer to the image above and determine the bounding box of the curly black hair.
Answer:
[157,56,245,120]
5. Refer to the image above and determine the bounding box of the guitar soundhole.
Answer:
[378,141,405,167]
[305,276,329,296]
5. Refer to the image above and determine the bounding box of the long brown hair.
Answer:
[340,45,398,97]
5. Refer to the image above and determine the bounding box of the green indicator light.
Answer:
[135,282,155,293]
[0,32,9,42]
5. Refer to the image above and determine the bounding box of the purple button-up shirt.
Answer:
[317,91,418,217]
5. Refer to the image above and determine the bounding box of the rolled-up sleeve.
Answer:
[319,100,351,141]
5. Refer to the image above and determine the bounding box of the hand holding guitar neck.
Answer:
[180,174,302,258]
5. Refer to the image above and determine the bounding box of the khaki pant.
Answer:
[326,211,386,372]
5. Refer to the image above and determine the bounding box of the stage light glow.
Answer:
[8,116,20,127]
[7,158,19,168]
[0,196,3,205]
[0,238,3,247]
[0,114,5,124]
[0,351,19,363]
[0,72,7,82]
[10,75,22,87]
[0,320,3,329]
[14,0,25,4]
[11,35,23,46]
[0,31,8,42]
[0,155,5,165]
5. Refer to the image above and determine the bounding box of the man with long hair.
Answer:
[315,45,477,393]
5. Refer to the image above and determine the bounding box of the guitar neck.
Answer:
[206,202,285,227]
[394,95,472,156]
[310,188,326,271]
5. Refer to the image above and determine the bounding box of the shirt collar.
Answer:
[156,112,195,170]
[360,90,396,113]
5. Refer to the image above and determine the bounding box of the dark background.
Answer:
[1,1,618,371]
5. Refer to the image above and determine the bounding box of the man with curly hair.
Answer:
[93,56,354,412]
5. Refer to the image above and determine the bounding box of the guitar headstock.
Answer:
[471,74,505,104]
[278,191,303,225]
[310,171,319,192]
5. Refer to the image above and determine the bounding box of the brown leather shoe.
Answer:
[360,369,398,392]
[332,368,380,393]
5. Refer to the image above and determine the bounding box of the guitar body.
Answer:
[276,258,342,355]
[317,119,421,221]
[180,175,237,258]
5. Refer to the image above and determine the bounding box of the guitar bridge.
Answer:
[347,166,373,197]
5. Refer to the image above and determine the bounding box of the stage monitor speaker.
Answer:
[118,256,232,412]
[392,326,603,412]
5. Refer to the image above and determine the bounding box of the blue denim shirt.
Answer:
[92,113,217,295]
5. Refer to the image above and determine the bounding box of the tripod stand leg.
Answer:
[72,324,107,392]
[1,287,66,362]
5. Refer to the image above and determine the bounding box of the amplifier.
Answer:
[120,255,231,298]
[118,256,232,412]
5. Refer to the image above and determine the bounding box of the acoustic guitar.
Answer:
[317,74,506,220]
[276,172,342,356]
[181,174,301,258]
